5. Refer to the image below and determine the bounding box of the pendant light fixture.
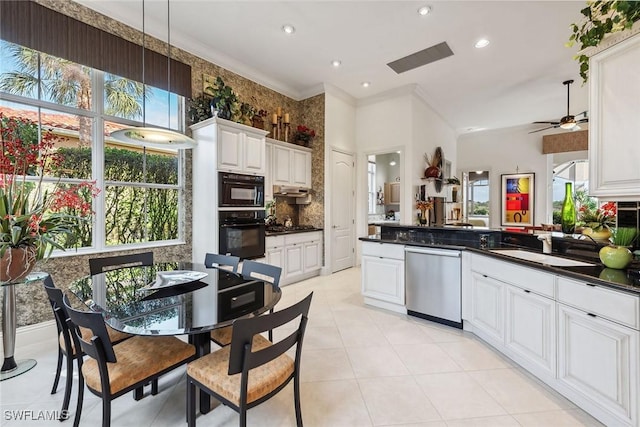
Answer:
[111,0,196,149]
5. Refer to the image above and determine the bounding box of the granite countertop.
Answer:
[360,234,640,295]
[266,228,323,236]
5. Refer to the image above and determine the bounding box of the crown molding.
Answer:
[323,83,356,106]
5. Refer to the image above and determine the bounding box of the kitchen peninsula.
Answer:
[361,225,640,427]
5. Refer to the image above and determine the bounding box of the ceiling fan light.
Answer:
[560,122,576,130]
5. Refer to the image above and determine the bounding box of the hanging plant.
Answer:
[568,1,640,82]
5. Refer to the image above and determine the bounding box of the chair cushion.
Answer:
[210,326,233,346]
[60,326,131,355]
[187,334,294,405]
[82,336,195,395]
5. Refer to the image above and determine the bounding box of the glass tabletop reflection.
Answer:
[67,261,281,336]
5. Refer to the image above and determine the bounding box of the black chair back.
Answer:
[89,252,153,276]
[63,295,117,363]
[241,260,282,288]
[228,292,312,375]
[43,277,74,350]
[204,253,240,273]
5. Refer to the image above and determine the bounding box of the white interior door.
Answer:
[331,149,355,272]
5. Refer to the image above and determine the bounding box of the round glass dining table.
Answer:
[66,261,281,412]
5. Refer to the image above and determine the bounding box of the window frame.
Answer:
[0,43,187,257]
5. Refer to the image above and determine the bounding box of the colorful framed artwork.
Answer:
[501,173,535,227]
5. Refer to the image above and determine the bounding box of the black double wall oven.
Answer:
[218,172,266,260]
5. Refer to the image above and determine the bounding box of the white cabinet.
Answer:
[384,182,400,205]
[268,138,312,188]
[215,118,268,175]
[469,272,504,347]
[265,143,273,200]
[557,304,638,427]
[266,231,322,286]
[361,242,405,314]
[505,285,556,379]
[589,31,640,200]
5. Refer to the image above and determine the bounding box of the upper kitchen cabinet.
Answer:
[269,138,312,188]
[198,117,268,175]
[589,31,640,201]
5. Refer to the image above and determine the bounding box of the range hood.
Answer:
[273,185,310,197]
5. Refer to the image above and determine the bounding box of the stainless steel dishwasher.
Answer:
[405,247,462,328]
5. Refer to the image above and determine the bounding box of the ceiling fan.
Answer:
[529,79,588,134]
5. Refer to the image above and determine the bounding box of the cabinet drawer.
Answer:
[557,277,639,330]
[472,254,554,298]
[266,235,285,248]
[361,242,405,260]
[285,231,322,246]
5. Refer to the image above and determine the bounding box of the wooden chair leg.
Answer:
[186,379,196,427]
[73,373,84,427]
[61,353,74,418]
[51,347,63,394]
[101,398,111,427]
[294,374,303,427]
[133,387,144,400]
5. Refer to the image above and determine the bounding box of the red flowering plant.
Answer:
[0,113,99,260]
[578,201,616,232]
[292,124,316,146]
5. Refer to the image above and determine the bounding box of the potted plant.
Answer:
[187,93,213,125]
[208,77,238,121]
[568,1,640,81]
[599,227,638,269]
[0,114,99,281]
[238,102,255,126]
[578,201,616,240]
[292,125,315,147]
[252,109,267,130]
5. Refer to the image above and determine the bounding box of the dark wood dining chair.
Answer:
[187,292,313,427]
[210,260,282,346]
[88,251,154,276]
[204,253,240,273]
[43,276,133,422]
[63,294,196,427]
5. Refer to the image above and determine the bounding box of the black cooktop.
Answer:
[266,225,318,233]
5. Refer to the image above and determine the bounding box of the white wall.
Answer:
[457,125,552,228]
[411,93,457,211]
[353,85,456,260]
[324,85,357,273]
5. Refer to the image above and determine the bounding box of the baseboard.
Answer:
[0,320,57,352]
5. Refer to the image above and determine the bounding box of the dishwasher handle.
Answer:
[404,247,461,257]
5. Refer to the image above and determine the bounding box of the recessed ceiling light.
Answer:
[331,60,342,68]
[475,170,484,174]
[361,81,371,88]
[475,38,490,48]
[282,24,295,35]
[396,151,401,154]
[389,160,397,166]
[417,5,431,16]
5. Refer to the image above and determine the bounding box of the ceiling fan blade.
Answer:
[577,117,589,124]
[528,125,557,134]
[533,121,560,125]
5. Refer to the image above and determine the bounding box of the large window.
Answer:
[0,40,186,253]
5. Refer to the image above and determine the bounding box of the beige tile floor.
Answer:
[0,267,603,427]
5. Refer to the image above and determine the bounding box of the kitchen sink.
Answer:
[489,249,595,267]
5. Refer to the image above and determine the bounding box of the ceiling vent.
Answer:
[387,41,454,74]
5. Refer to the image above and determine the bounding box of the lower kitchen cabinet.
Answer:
[361,242,405,314]
[557,304,638,427]
[266,231,322,286]
[505,284,556,379]
[470,271,504,347]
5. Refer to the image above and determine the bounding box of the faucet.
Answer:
[538,234,553,254]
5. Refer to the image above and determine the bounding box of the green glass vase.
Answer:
[560,182,576,234]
